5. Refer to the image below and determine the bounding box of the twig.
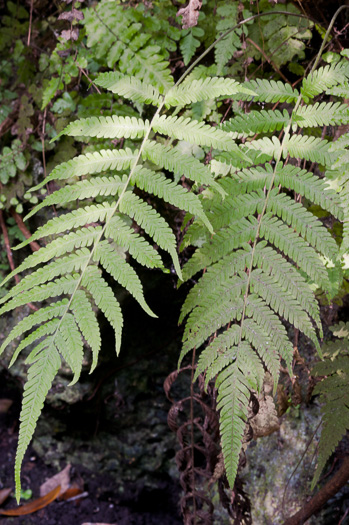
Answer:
[11,209,40,252]
[78,67,101,94]
[0,210,20,285]
[27,0,34,46]
[247,37,290,83]
[0,208,38,311]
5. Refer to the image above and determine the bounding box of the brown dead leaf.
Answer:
[59,484,83,501]
[0,486,60,516]
[0,399,13,413]
[40,464,71,497]
[61,28,79,41]
[58,8,84,22]
[0,488,12,506]
[176,0,202,29]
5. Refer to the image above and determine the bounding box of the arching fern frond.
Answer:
[311,323,349,489]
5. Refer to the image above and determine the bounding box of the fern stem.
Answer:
[237,4,349,352]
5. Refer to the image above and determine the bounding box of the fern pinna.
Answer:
[0,70,254,498]
[179,60,349,489]
[311,322,349,490]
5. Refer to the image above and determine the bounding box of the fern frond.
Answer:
[224,109,290,136]
[94,241,156,318]
[26,176,126,219]
[95,72,161,105]
[142,141,224,195]
[55,314,84,385]
[164,77,255,107]
[15,341,61,500]
[311,338,349,489]
[246,134,333,165]
[237,79,299,103]
[132,167,213,232]
[2,228,101,285]
[31,148,138,191]
[57,115,149,140]
[15,204,116,250]
[81,266,123,355]
[249,269,318,348]
[217,348,263,487]
[152,115,246,155]
[0,250,90,305]
[0,300,68,355]
[293,102,349,128]
[71,290,101,373]
[260,215,330,291]
[105,216,163,269]
[0,275,80,316]
[119,191,181,278]
[8,319,60,368]
[301,61,348,102]
[246,294,294,370]
[180,296,245,364]
[221,164,342,219]
[181,218,257,281]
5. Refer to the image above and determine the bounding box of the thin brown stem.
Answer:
[11,210,40,252]
[284,455,349,525]
[27,0,34,46]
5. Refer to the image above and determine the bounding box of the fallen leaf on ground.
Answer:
[0,399,13,413]
[40,464,71,497]
[0,486,60,516]
[59,483,85,501]
[0,488,12,506]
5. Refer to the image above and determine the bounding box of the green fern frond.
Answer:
[81,266,123,355]
[119,191,182,278]
[8,320,60,368]
[15,341,61,501]
[2,228,101,286]
[0,275,80,316]
[249,269,318,348]
[15,204,116,250]
[71,290,101,373]
[56,115,149,140]
[132,167,213,233]
[224,109,290,136]
[246,134,333,165]
[142,141,225,195]
[95,73,161,105]
[152,115,246,155]
[311,335,349,489]
[301,61,348,102]
[217,348,262,487]
[260,215,330,291]
[26,176,126,219]
[293,102,349,128]
[31,148,138,191]
[164,77,255,107]
[237,79,299,103]
[94,241,156,318]
[0,250,90,305]
[55,314,84,385]
[105,216,163,270]
[83,1,173,92]
[219,164,342,219]
[0,300,68,356]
